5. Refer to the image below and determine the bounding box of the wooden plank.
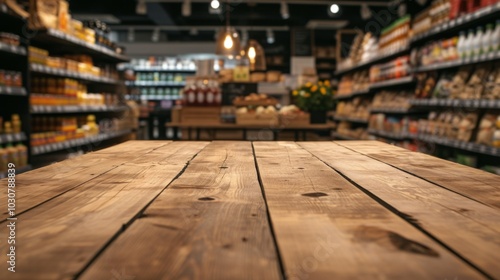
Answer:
[80,141,281,280]
[91,140,170,154]
[337,141,500,210]
[252,142,482,279]
[300,141,500,279]
[0,141,207,280]
[0,141,171,221]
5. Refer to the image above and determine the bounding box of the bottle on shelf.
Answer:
[5,143,19,167]
[483,24,494,55]
[0,146,7,173]
[457,31,466,59]
[4,121,12,134]
[464,29,474,58]
[16,143,27,167]
[196,79,206,106]
[11,114,21,134]
[472,26,484,57]
[493,20,500,52]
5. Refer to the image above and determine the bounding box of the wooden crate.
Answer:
[236,113,278,126]
[280,113,310,126]
[180,107,221,124]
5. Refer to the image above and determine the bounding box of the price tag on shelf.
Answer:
[473,100,480,108]
[14,134,21,141]
[480,100,488,107]
[5,134,13,143]
[5,87,12,94]
[489,100,495,108]
[479,145,487,153]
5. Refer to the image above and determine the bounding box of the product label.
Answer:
[197,91,204,104]
[206,92,214,104]
[188,92,196,104]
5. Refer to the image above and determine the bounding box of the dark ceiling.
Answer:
[68,0,428,43]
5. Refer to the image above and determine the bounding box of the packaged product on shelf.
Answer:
[484,63,500,99]
[17,143,28,167]
[4,121,12,134]
[476,113,498,146]
[457,113,478,142]
[415,72,438,99]
[433,71,455,98]
[463,64,490,99]
[29,0,59,29]
[448,66,471,98]
[0,146,7,173]
[11,114,21,133]
[0,32,20,46]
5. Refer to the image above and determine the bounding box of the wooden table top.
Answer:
[1,141,500,279]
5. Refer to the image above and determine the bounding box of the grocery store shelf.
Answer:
[411,3,500,44]
[125,95,182,101]
[0,165,32,179]
[370,107,414,114]
[413,52,500,73]
[410,99,500,109]
[31,105,129,114]
[369,76,415,89]
[258,82,289,95]
[31,29,128,63]
[333,89,371,100]
[0,42,26,56]
[0,132,27,145]
[125,81,186,87]
[130,66,196,72]
[335,45,409,76]
[31,129,133,156]
[368,129,416,140]
[333,116,369,124]
[31,64,119,84]
[0,85,26,96]
[417,134,500,157]
[331,132,359,140]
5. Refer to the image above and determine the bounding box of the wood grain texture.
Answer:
[337,140,500,210]
[253,142,483,279]
[300,141,500,279]
[0,141,207,280]
[80,141,281,280]
[0,141,171,221]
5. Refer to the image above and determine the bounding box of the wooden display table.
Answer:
[1,141,500,279]
[167,122,337,140]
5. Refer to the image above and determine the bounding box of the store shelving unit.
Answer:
[30,64,119,84]
[31,105,129,114]
[369,76,415,90]
[368,129,417,141]
[410,2,500,44]
[333,89,370,100]
[31,129,133,156]
[370,107,414,114]
[413,52,500,73]
[26,20,131,164]
[125,81,186,87]
[410,99,500,109]
[335,45,409,76]
[0,6,31,174]
[417,134,500,157]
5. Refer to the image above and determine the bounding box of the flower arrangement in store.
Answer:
[292,80,335,123]
[293,80,335,111]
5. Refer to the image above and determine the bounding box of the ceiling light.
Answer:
[330,4,339,14]
[360,4,371,20]
[210,0,220,9]
[127,28,135,42]
[267,29,275,44]
[244,39,266,71]
[151,28,160,42]
[280,1,290,19]
[136,0,147,15]
[182,0,191,17]
[215,2,241,56]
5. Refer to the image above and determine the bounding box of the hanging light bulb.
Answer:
[248,46,256,60]
[223,33,233,49]
[210,0,220,9]
[136,0,147,15]
[267,29,275,44]
[280,1,290,19]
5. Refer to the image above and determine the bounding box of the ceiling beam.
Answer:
[111,25,290,31]
[141,0,390,6]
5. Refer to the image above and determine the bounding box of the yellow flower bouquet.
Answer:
[292,80,335,112]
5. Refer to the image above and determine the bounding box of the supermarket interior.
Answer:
[1,0,500,176]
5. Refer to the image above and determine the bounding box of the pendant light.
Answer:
[215,1,241,57]
[243,39,266,71]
